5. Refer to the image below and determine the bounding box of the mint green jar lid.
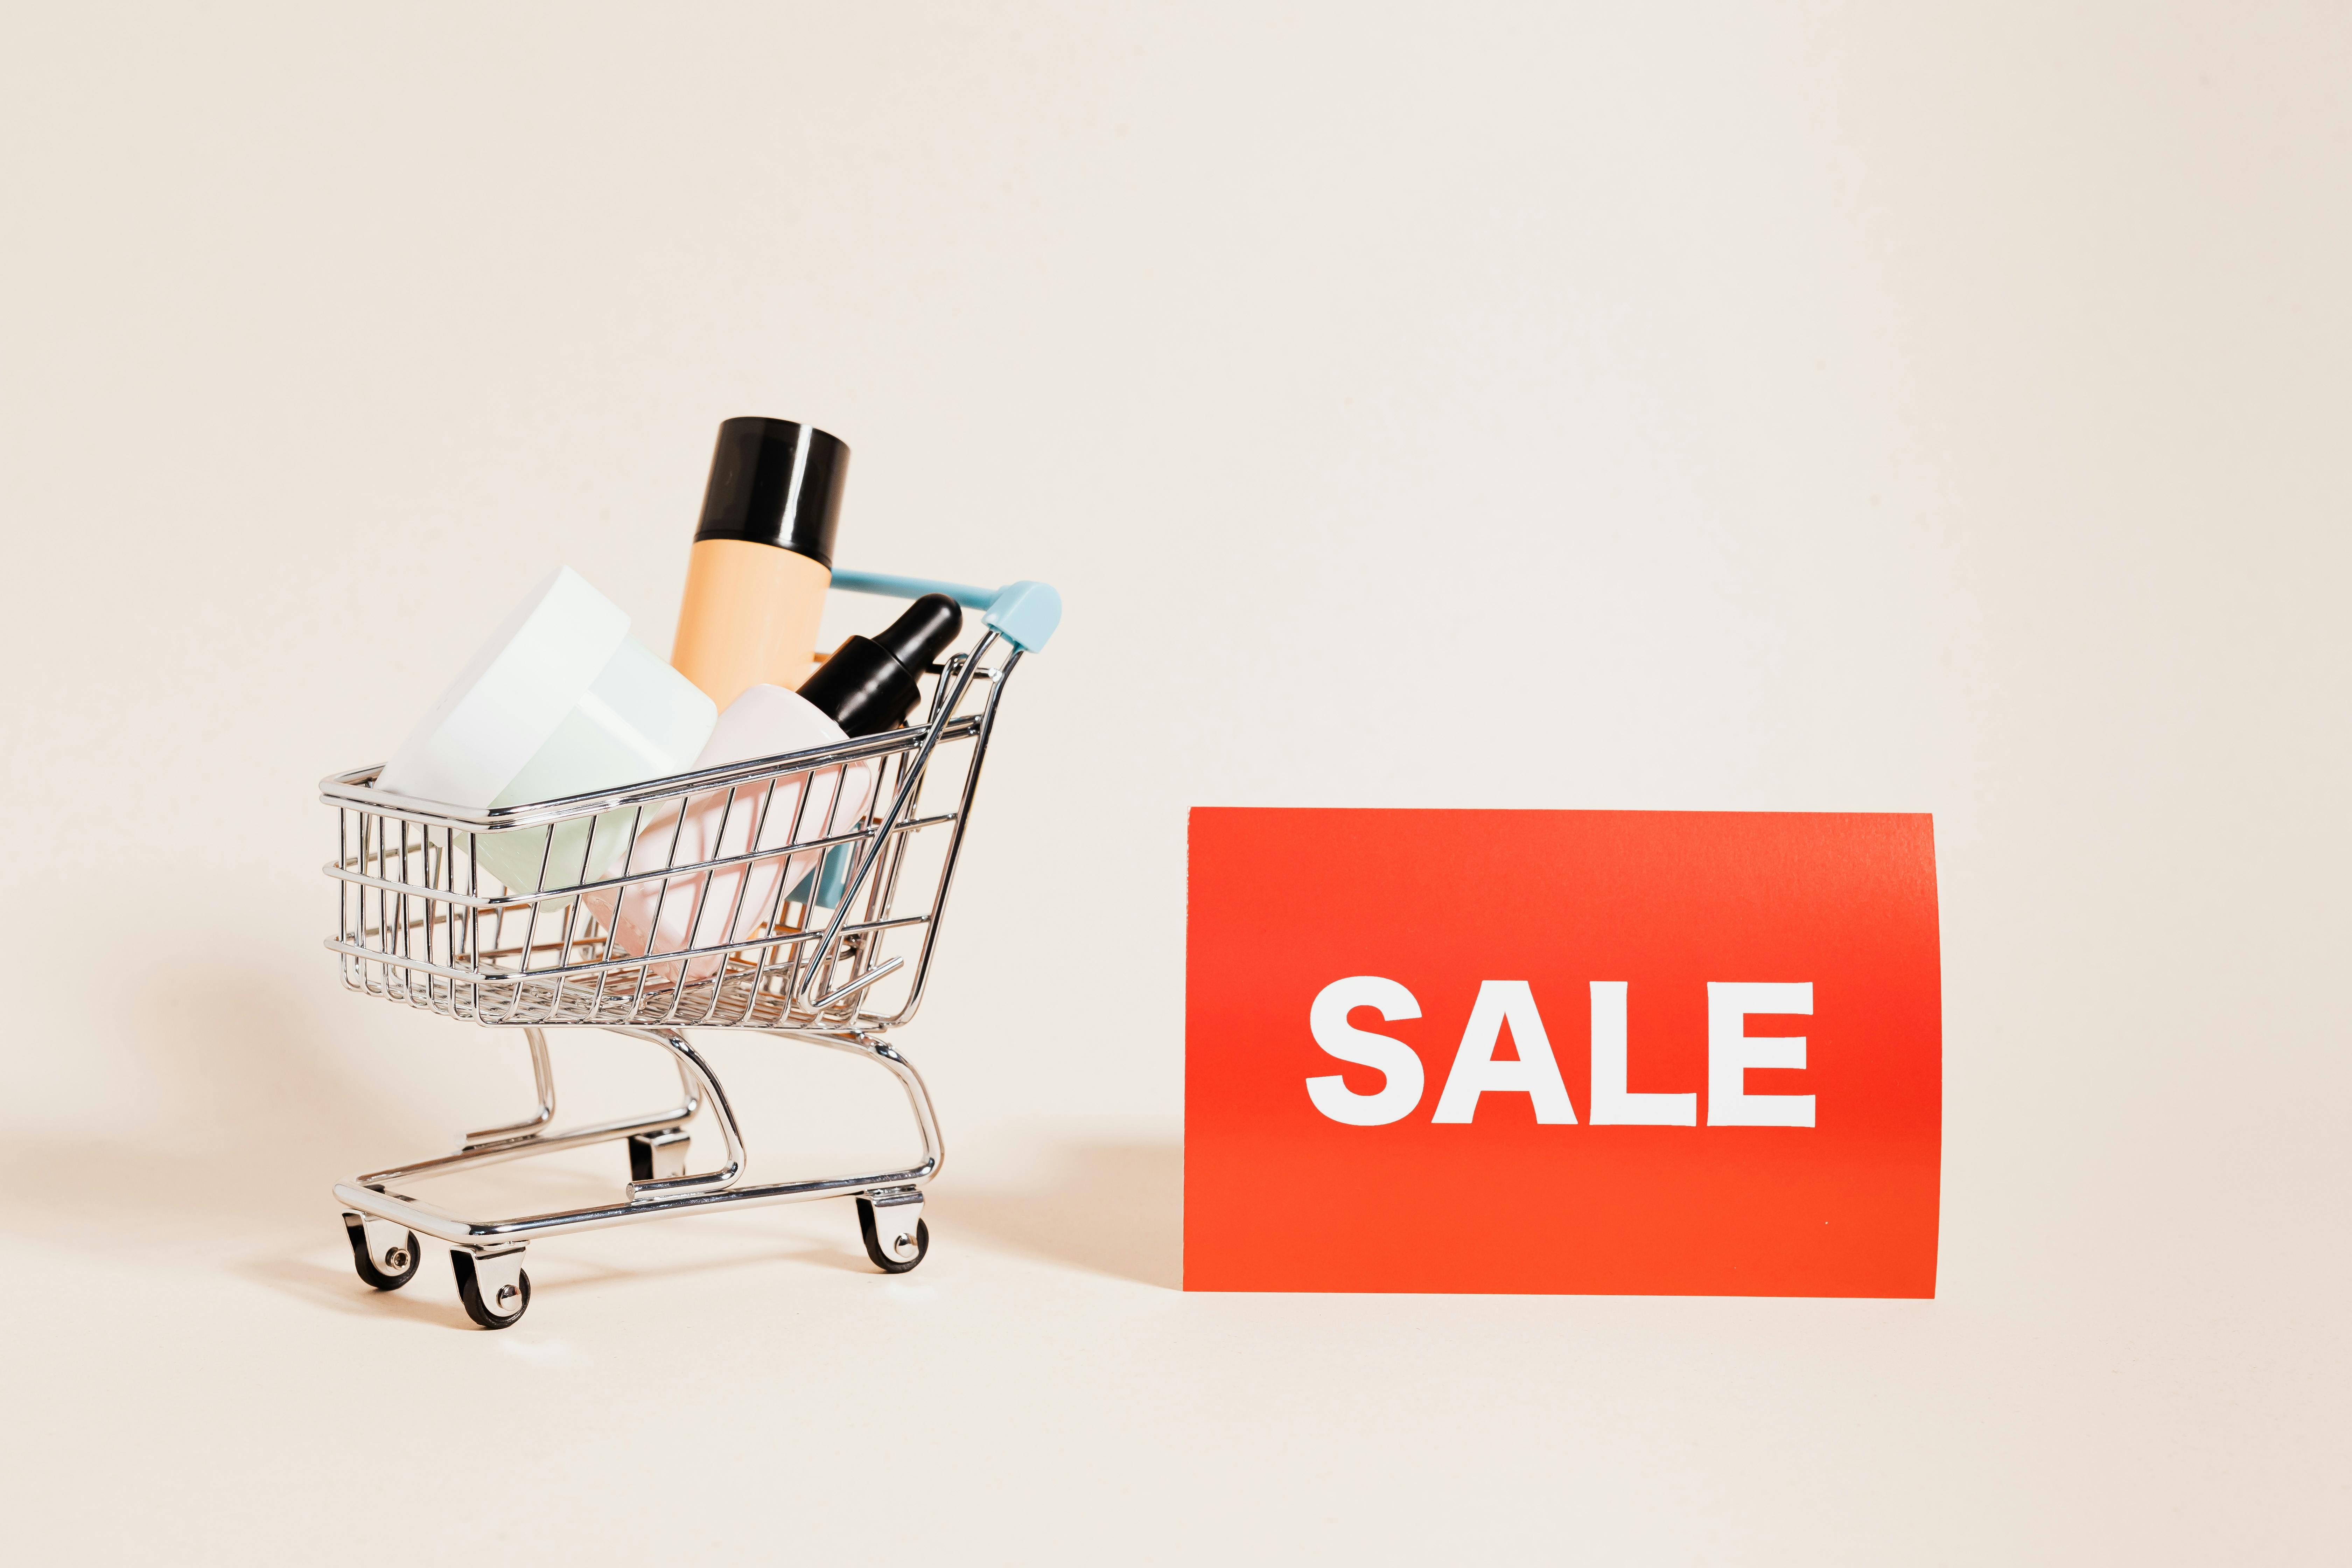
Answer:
[373,566,714,812]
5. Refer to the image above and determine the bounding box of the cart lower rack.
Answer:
[320,571,1057,1327]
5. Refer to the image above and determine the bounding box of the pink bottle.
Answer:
[587,593,965,992]
[586,684,876,986]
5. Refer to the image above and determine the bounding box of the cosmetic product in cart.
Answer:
[371,566,718,896]
[789,589,967,904]
[590,685,870,983]
[593,593,968,979]
[671,416,850,713]
[799,591,964,735]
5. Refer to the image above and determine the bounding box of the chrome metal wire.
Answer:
[320,630,1021,1035]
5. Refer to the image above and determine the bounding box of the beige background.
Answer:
[2,2,2345,1561]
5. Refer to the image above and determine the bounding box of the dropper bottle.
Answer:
[799,593,965,734]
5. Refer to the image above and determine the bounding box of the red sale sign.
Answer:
[1184,809,1942,1297]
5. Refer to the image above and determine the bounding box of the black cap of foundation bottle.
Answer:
[797,594,965,736]
[692,417,850,567]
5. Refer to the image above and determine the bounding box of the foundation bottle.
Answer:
[671,417,850,712]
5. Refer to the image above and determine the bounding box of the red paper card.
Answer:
[1184,809,1941,1297]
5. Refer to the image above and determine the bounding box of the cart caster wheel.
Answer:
[857,1196,929,1274]
[450,1250,532,1329]
[342,1212,420,1291]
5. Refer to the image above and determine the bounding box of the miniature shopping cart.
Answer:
[320,570,1058,1328]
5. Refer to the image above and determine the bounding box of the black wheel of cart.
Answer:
[342,1212,420,1291]
[450,1250,532,1329]
[857,1197,930,1274]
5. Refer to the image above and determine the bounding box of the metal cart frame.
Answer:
[319,571,1057,1327]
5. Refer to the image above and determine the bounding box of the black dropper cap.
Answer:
[797,594,965,736]
[692,417,850,567]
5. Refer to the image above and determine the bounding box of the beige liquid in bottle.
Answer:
[673,537,832,710]
[671,417,849,712]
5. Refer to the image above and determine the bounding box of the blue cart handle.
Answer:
[829,569,1062,652]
